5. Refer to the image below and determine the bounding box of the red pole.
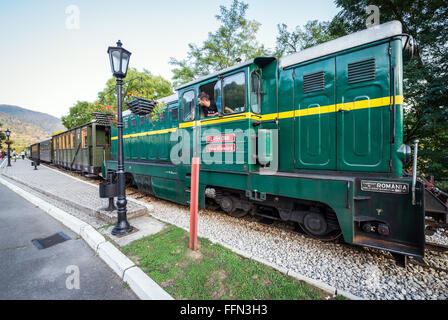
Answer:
[189,157,200,250]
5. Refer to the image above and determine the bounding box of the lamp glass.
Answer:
[111,50,121,73]
[121,52,130,75]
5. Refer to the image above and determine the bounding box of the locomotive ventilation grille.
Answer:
[303,71,325,94]
[348,58,376,84]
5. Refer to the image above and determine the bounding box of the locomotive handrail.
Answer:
[412,139,419,205]
[252,118,278,127]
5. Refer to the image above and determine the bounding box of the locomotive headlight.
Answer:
[403,35,418,61]
[397,144,412,163]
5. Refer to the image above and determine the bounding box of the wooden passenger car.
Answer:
[53,121,111,175]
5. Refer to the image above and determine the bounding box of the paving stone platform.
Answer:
[0,159,148,223]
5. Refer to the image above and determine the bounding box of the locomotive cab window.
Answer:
[250,72,261,114]
[199,81,220,118]
[182,90,195,121]
[222,72,246,114]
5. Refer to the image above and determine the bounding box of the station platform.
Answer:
[0,159,148,224]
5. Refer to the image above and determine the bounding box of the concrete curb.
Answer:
[80,225,107,251]
[124,266,173,300]
[0,176,174,300]
[97,242,135,279]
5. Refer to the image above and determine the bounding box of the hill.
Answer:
[0,112,51,151]
[0,104,64,133]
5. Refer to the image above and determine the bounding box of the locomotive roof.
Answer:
[279,20,403,69]
[157,93,178,104]
[175,57,276,90]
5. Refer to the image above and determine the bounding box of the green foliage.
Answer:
[61,101,94,130]
[170,0,269,87]
[0,122,5,148]
[333,0,448,180]
[61,69,173,130]
[274,20,347,57]
[97,68,173,107]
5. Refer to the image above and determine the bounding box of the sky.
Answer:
[0,0,340,118]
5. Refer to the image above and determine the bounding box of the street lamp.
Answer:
[5,129,11,167]
[107,40,133,236]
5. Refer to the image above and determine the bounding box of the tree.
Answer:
[62,69,173,130]
[61,101,94,130]
[170,0,269,87]
[0,122,6,149]
[274,19,348,58]
[333,0,448,180]
[97,68,173,107]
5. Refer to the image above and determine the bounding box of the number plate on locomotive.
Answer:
[360,180,409,194]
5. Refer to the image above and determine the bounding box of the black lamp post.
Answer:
[5,129,11,167]
[107,40,133,236]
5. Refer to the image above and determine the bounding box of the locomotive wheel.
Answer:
[229,209,248,218]
[219,196,234,214]
[219,196,248,218]
[303,212,328,236]
[299,212,342,241]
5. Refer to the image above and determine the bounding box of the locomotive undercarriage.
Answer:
[204,186,342,240]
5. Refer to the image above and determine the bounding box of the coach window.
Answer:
[250,72,261,114]
[182,90,195,121]
[81,128,87,148]
[222,72,246,114]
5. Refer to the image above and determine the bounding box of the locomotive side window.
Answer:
[250,72,261,114]
[140,116,145,127]
[171,107,178,121]
[182,90,195,121]
[159,111,166,122]
[131,117,136,127]
[125,118,129,129]
[222,72,246,114]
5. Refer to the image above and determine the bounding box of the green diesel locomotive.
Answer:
[102,21,445,262]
